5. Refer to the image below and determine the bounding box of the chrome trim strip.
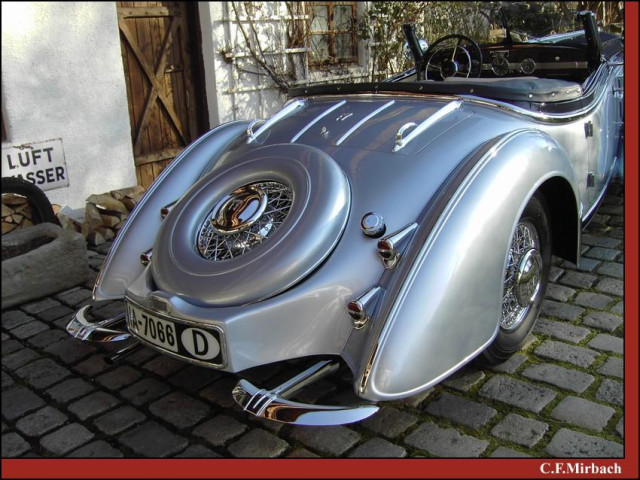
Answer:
[481,61,588,71]
[66,306,130,342]
[393,100,463,152]
[232,360,379,425]
[335,100,395,146]
[290,100,346,143]
[247,99,306,143]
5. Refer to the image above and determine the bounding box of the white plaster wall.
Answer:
[1,2,137,212]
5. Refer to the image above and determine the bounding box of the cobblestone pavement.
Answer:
[2,183,625,459]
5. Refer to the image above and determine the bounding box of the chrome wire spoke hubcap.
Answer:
[501,220,542,330]
[197,181,293,261]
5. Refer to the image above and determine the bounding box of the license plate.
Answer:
[126,303,224,366]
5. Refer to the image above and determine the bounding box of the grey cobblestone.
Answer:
[93,406,147,436]
[142,355,186,377]
[10,320,50,340]
[361,407,417,439]
[545,283,576,302]
[563,256,601,272]
[2,339,23,355]
[2,386,45,420]
[286,448,320,458]
[534,340,600,367]
[490,446,531,458]
[574,292,614,309]
[118,421,188,457]
[168,365,219,393]
[15,406,68,437]
[26,329,68,349]
[2,348,40,371]
[348,438,407,458]
[426,392,497,429]
[549,266,564,282]
[551,396,615,432]
[21,298,61,315]
[227,429,289,458]
[55,288,93,307]
[16,357,74,388]
[588,334,623,354]
[199,377,239,409]
[489,353,527,374]
[594,277,624,296]
[596,262,624,279]
[44,338,97,364]
[121,378,171,407]
[584,246,620,261]
[67,440,124,458]
[545,428,623,457]
[38,304,75,322]
[559,271,597,289]
[96,366,142,390]
[610,301,623,314]
[73,354,112,377]
[581,234,621,248]
[45,378,95,404]
[533,318,591,343]
[596,379,623,406]
[479,375,556,413]
[1,371,14,390]
[68,391,120,421]
[442,368,485,392]
[597,357,623,378]
[490,413,548,447]
[2,432,32,457]
[540,300,584,321]
[40,423,95,456]
[404,422,488,457]
[289,425,360,456]
[175,444,221,458]
[522,363,594,393]
[616,417,624,438]
[3,310,35,330]
[193,415,248,447]
[582,312,623,332]
[149,392,210,429]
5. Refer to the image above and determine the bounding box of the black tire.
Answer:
[480,193,551,365]
[1,177,59,226]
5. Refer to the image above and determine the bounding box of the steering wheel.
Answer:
[417,34,483,81]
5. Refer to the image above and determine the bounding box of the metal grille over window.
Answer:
[309,2,357,64]
[196,182,293,261]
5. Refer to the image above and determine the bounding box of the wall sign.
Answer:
[2,138,69,191]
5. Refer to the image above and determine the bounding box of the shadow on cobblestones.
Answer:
[2,182,626,459]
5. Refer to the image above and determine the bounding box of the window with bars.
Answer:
[308,2,358,65]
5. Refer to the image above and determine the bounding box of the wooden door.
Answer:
[117,2,208,189]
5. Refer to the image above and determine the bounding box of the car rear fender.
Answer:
[354,128,580,401]
[93,121,249,301]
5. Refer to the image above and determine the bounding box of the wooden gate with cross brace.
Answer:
[116,2,208,189]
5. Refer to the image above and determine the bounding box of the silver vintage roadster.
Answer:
[67,8,624,425]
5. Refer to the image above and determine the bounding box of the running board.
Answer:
[232,360,379,426]
[66,305,131,342]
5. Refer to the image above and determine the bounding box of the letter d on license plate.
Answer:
[126,303,224,366]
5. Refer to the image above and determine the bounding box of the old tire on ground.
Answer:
[1,177,58,226]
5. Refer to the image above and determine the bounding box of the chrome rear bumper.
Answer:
[232,360,379,425]
[66,305,131,342]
